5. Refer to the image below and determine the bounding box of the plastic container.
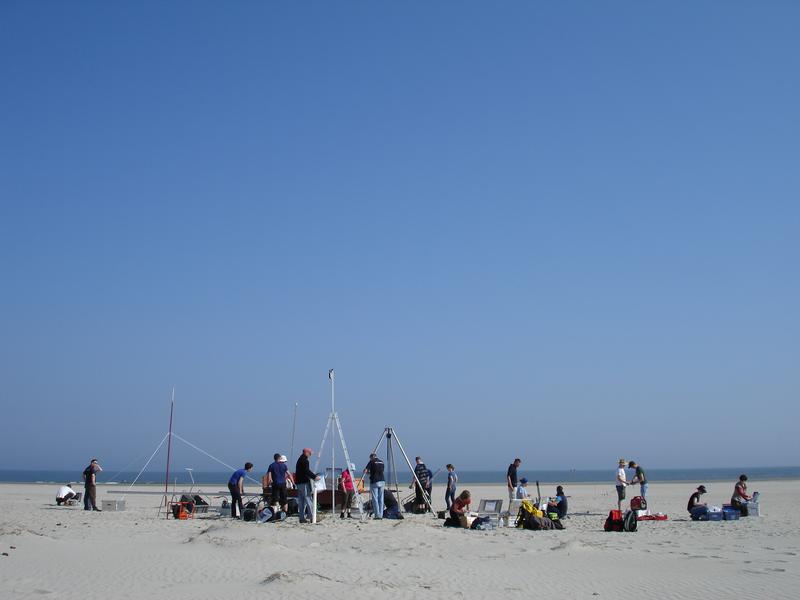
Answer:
[723,508,741,520]
[707,510,723,521]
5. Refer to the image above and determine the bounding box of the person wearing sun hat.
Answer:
[687,485,707,514]
[615,458,628,511]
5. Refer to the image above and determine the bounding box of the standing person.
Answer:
[228,462,253,519]
[413,457,430,512]
[266,454,290,512]
[340,463,356,519]
[506,458,521,504]
[82,459,102,511]
[445,464,458,510]
[615,458,628,511]
[295,448,319,523]
[687,485,707,514]
[363,453,385,520]
[628,460,648,498]
[731,474,752,516]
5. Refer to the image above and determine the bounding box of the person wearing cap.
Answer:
[687,485,707,514]
[628,460,648,499]
[295,448,319,523]
[339,463,356,519]
[265,453,290,513]
[515,477,531,500]
[82,459,103,511]
[615,458,628,511]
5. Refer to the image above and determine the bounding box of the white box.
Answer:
[101,499,126,511]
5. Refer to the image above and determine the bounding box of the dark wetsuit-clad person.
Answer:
[83,459,102,511]
[687,485,707,514]
[228,462,253,519]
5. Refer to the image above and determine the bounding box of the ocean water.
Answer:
[2,466,799,485]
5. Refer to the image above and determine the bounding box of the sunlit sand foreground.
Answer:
[1,480,798,599]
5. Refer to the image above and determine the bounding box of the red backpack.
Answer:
[631,496,647,511]
[604,509,624,531]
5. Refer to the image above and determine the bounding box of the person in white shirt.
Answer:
[56,484,77,505]
[615,458,628,510]
[516,477,531,500]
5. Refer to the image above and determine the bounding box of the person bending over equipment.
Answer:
[228,462,253,519]
[56,483,77,505]
[731,475,752,516]
[450,490,472,528]
[687,485,707,514]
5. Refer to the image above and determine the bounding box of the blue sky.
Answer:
[1,1,798,473]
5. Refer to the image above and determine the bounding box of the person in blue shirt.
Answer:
[445,464,458,510]
[265,454,290,512]
[228,462,253,519]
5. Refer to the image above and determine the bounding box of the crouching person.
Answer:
[449,490,472,528]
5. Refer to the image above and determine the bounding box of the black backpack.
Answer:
[623,510,638,532]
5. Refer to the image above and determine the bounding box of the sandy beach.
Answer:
[1,480,797,599]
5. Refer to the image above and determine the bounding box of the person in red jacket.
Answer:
[450,490,472,528]
[339,463,356,519]
[731,475,752,516]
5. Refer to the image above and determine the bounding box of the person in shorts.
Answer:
[265,454,289,512]
[615,458,628,510]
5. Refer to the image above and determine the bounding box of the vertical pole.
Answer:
[329,369,335,517]
[163,388,175,510]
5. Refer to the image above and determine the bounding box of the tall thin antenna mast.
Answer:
[163,387,175,509]
[328,368,335,517]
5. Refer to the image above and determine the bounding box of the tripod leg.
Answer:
[333,414,365,520]
[392,429,434,514]
[314,415,333,473]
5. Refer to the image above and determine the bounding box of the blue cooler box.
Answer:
[723,508,741,520]
[707,510,723,521]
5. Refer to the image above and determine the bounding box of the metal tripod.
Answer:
[315,411,365,520]
[369,426,434,515]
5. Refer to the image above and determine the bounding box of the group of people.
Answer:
[615,459,648,509]
[686,474,756,516]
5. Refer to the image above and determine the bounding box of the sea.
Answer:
[2,466,799,486]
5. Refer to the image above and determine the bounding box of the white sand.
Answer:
[1,480,798,599]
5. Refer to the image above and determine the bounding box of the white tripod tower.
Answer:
[314,369,365,520]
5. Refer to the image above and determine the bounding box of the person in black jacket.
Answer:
[295,448,319,523]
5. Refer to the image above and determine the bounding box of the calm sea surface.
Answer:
[2,466,799,485]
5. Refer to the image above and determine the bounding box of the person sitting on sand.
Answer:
[548,485,568,519]
[450,490,472,528]
[56,483,77,505]
[515,477,530,499]
[731,475,752,517]
[687,485,707,514]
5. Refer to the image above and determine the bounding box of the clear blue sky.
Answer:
[1,1,798,474]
